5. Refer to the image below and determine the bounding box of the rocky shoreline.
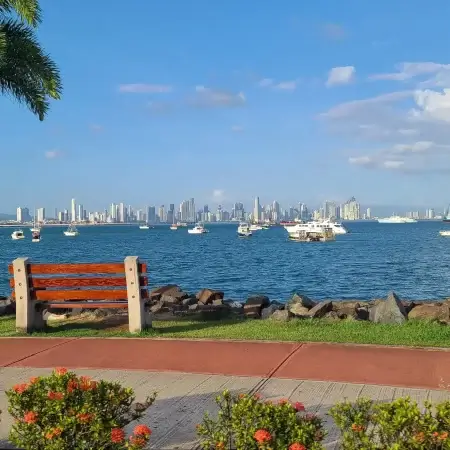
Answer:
[1,287,450,324]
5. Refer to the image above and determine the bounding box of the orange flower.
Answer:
[29,377,39,385]
[80,376,97,391]
[238,393,246,399]
[351,424,365,433]
[216,443,225,450]
[45,427,62,440]
[48,391,64,400]
[23,411,38,424]
[254,393,262,400]
[278,399,289,405]
[254,429,272,443]
[67,379,79,393]
[129,436,147,448]
[133,424,151,438]
[54,367,68,376]
[13,383,28,394]
[111,428,125,443]
[293,402,305,412]
[440,432,449,441]
[289,444,306,450]
[414,432,425,443]
[76,413,94,423]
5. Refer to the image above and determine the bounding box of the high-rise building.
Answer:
[158,205,166,222]
[77,204,83,222]
[341,197,360,220]
[366,208,372,219]
[323,201,337,219]
[16,207,31,223]
[188,198,195,222]
[147,206,156,223]
[71,199,76,222]
[179,200,189,222]
[118,203,127,222]
[36,207,45,223]
[253,197,261,223]
[110,203,117,222]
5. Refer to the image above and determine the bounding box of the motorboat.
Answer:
[11,229,25,240]
[139,224,150,230]
[288,226,335,242]
[439,230,450,237]
[284,220,347,236]
[378,215,417,223]
[170,224,178,230]
[237,222,252,237]
[321,219,348,234]
[188,223,208,234]
[30,210,40,232]
[249,224,263,231]
[64,224,79,236]
[31,230,41,242]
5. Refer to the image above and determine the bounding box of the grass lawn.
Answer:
[1,314,450,347]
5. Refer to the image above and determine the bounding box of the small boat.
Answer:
[11,229,25,240]
[31,230,41,242]
[188,223,208,234]
[261,223,270,230]
[249,224,263,231]
[139,224,150,230]
[64,224,79,237]
[170,224,178,230]
[237,222,252,237]
[439,230,450,237]
[177,222,188,227]
[30,210,40,232]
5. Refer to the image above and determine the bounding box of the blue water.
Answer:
[1,222,450,301]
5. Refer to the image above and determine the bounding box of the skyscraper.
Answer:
[16,207,31,223]
[253,197,261,223]
[71,199,76,222]
[341,197,360,220]
[37,207,45,223]
[189,198,195,222]
[77,204,84,222]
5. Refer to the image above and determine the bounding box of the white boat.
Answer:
[321,219,348,234]
[31,230,41,242]
[11,229,25,240]
[439,230,450,237]
[30,210,40,232]
[170,224,178,230]
[177,222,188,227]
[237,222,252,237]
[378,215,417,223]
[249,224,263,231]
[139,224,150,230]
[188,223,208,234]
[284,220,347,236]
[64,224,79,236]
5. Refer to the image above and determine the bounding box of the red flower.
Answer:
[351,424,365,433]
[254,393,262,400]
[289,444,306,450]
[45,427,62,439]
[76,413,94,423]
[13,383,28,394]
[133,424,152,437]
[129,436,147,448]
[254,429,272,443]
[111,428,125,443]
[80,376,97,391]
[67,379,79,393]
[54,367,68,376]
[279,398,289,405]
[29,377,39,385]
[48,391,63,400]
[294,402,305,412]
[439,432,449,441]
[23,411,38,424]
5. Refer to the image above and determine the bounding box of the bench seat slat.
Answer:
[45,301,128,309]
[10,276,148,289]
[8,262,147,275]
[12,289,149,301]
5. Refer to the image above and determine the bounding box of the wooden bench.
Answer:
[9,256,151,334]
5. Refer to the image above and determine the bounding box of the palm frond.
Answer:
[0,0,41,27]
[0,19,62,120]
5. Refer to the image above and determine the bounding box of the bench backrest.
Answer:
[8,259,148,302]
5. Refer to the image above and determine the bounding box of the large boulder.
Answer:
[149,285,183,302]
[196,289,224,305]
[408,303,450,321]
[307,301,333,318]
[160,290,189,306]
[333,301,361,318]
[369,292,407,324]
[261,303,281,319]
[289,303,310,318]
[0,297,15,316]
[286,293,316,312]
[270,309,292,322]
[246,295,270,308]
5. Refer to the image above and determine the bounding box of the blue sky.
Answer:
[2,0,450,213]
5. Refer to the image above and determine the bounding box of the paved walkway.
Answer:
[1,368,449,450]
[1,338,450,389]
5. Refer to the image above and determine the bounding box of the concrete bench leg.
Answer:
[125,256,151,333]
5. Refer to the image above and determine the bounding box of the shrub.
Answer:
[6,367,156,450]
[196,390,326,450]
[329,396,450,449]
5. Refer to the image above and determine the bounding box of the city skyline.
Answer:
[2,2,450,209]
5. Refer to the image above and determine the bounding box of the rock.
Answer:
[182,296,198,307]
[369,292,407,324]
[246,295,270,308]
[307,301,333,318]
[196,289,224,305]
[289,304,310,318]
[402,301,418,315]
[356,307,370,321]
[333,301,360,318]
[188,303,199,311]
[92,308,121,318]
[44,311,69,321]
[243,304,262,318]
[408,303,450,321]
[270,309,292,322]
[225,300,244,310]
[149,285,182,301]
[0,297,15,316]
[324,310,341,321]
[212,299,224,306]
[286,293,316,311]
[261,303,280,319]
[160,291,189,306]
[150,302,164,314]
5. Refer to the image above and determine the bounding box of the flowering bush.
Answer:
[6,367,156,450]
[196,390,326,449]
[329,396,450,449]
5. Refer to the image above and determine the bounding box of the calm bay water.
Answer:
[1,221,450,301]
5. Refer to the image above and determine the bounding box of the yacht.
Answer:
[321,219,348,234]
[170,223,178,230]
[31,230,41,242]
[139,224,150,230]
[249,224,263,231]
[440,230,450,237]
[284,220,347,236]
[378,215,417,223]
[11,229,25,240]
[237,222,252,237]
[188,223,208,234]
[64,224,79,236]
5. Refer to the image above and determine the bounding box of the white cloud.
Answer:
[412,88,450,122]
[348,156,373,166]
[383,160,404,169]
[392,141,434,153]
[44,150,61,159]
[369,62,450,81]
[273,80,297,91]
[326,66,355,87]
[118,84,173,93]
[189,87,245,108]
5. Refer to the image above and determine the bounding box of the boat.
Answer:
[237,222,252,237]
[321,219,348,234]
[11,229,25,240]
[139,224,150,230]
[177,222,188,227]
[261,223,270,230]
[188,223,208,234]
[443,205,450,222]
[440,230,450,236]
[63,224,79,236]
[288,226,335,242]
[30,209,40,232]
[378,215,417,223]
[31,230,41,242]
[249,224,263,231]
[284,220,346,236]
[170,223,178,230]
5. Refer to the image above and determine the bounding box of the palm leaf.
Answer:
[0,19,62,120]
[0,0,41,26]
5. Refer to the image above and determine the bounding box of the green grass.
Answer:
[1,314,450,347]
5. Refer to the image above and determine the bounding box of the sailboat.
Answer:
[31,230,41,242]
[443,205,450,222]
[30,209,40,232]
[64,224,79,236]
